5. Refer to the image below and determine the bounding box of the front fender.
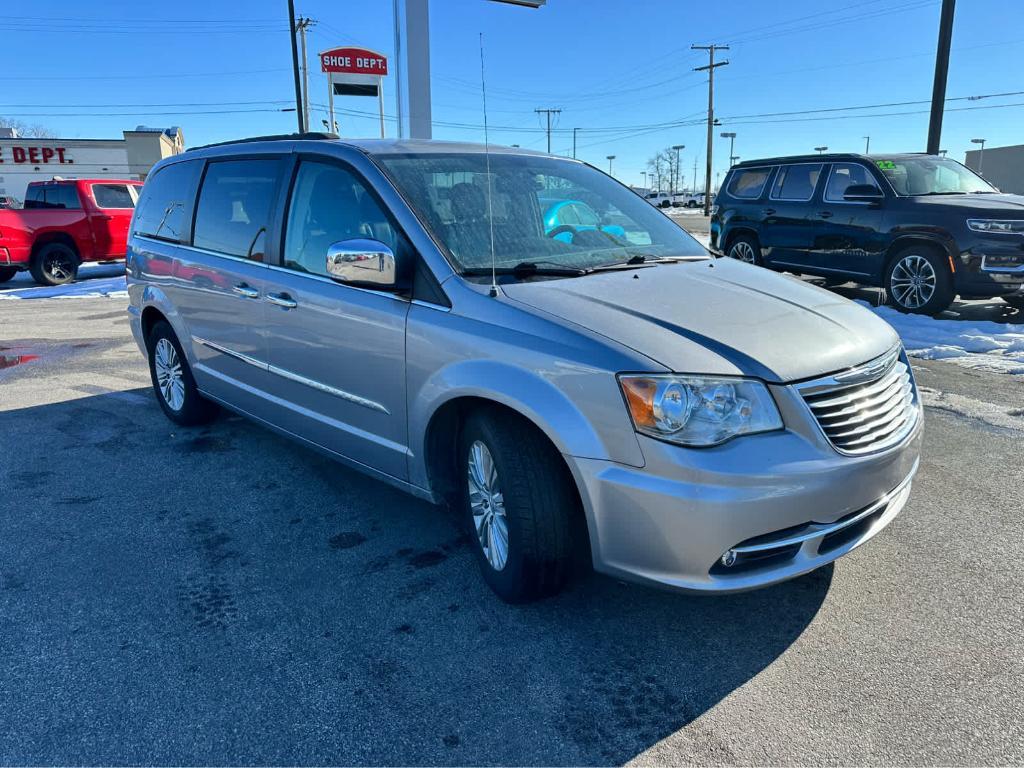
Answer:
[407,358,644,490]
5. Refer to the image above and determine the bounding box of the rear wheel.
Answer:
[727,233,762,266]
[146,320,218,426]
[459,411,574,603]
[0,267,17,284]
[1002,294,1024,311]
[29,243,79,286]
[885,246,953,314]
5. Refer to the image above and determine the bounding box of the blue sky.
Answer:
[2,0,1022,188]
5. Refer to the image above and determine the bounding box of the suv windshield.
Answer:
[875,156,997,196]
[377,152,707,275]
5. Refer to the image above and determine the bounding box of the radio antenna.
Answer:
[479,32,498,298]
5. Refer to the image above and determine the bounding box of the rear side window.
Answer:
[134,160,202,243]
[24,184,81,209]
[770,163,822,201]
[193,159,281,261]
[726,168,771,199]
[93,184,135,209]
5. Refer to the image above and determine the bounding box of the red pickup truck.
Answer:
[0,178,142,286]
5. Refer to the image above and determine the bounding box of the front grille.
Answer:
[798,348,918,455]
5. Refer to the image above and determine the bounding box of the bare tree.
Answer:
[0,117,56,138]
[645,147,683,193]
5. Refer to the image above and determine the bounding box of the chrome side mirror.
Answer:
[325,239,397,287]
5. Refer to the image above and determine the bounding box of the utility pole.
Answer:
[863,136,871,154]
[927,0,956,154]
[535,108,561,154]
[692,156,698,193]
[572,127,578,159]
[296,16,316,135]
[671,144,685,194]
[693,44,729,215]
[287,0,305,133]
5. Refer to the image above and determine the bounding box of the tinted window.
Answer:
[133,160,202,243]
[193,159,281,260]
[727,168,771,199]
[24,186,45,207]
[24,184,80,209]
[283,160,403,277]
[824,163,878,202]
[93,184,135,209]
[770,163,822,201]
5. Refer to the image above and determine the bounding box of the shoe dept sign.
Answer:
[320,46,388,138]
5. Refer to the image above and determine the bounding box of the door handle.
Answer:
[817,210,833,219]
[761,208,776,216]
[232,283,259,299]
[266,292,298,309]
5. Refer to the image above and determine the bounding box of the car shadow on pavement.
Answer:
[811,280,1024,324]
[0,388,832,766]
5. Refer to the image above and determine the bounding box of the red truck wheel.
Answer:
[30,243,79,287]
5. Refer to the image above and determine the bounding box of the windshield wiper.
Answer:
[461,261,588,278]
[913,191,967,196]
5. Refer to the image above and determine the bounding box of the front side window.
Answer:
[133,160,202,243]
[93,183,135,209]
[771,163,822,201]
[875,156,997,196]
[824,163,879,202]
[193,159,281,260]
[727,168,771,199]
[282,160,403,278]
[378,152,706,274]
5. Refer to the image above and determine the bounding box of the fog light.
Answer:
[720,549,737,568]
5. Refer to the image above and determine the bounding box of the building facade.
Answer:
[964,143,1024,195]
[0,126,184,203]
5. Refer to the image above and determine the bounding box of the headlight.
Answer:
[619,374,782,447]
[967,219,1024,234]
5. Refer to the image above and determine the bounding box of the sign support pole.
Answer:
[328,75,336,134]
[379,86,386,138]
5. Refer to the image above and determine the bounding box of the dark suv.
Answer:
[711,153,1024,314]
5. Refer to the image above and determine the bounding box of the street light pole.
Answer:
[572,127,578,159]
[671,144,685,194]
[720,131,736,167]
[971,138,987,172]
[815,146,829,155]
[606,155,616,176]
[863,135,871,154]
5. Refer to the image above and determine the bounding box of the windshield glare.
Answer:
[876,157,997,196]
[377,152,708,275]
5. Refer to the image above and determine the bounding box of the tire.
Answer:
[884,245,954,314]
[0,267,17,284]
[146,320,218,426]
[459,410,574,603]
[1002,294,1024,311]
[727,233,762,266]
[29,243,79,286]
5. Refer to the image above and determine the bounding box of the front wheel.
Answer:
[727,234,762,266]
[885,247,953,314]
[0,267,17,284]
[29,243,79,286]
[459,411,574,603]
[146,320,218,426]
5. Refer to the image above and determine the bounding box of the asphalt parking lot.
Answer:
[2,290,1023,765]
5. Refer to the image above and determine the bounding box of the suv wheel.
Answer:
[885,246,953,314]
[459,411,573,603]
[727,234,761,266]
[146,320,218,426]
[1002,294,1024,311]
[30,243,79,286]
[0,267,17,284]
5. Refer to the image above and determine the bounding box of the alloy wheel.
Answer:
[45,252,75,282]
[154,338,185,411]
[467,440,509,571]
[730,241,756,264]
[889,254,936,309]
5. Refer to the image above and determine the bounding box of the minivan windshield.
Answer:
[875,156,997,196]
[377,152,708,275]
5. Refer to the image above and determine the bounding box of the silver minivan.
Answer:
[127,136,921,602]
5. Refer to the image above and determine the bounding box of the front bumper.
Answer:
[567,399,922,593]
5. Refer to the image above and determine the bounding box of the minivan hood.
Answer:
[501,258,899,383]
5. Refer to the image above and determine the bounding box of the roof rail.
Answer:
[187,132,339,152]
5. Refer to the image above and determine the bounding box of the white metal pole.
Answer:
[328,74,336,135]
[378,81,386,138]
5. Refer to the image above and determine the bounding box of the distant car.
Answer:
[0,178,142,285]
[644,191,672,208]
[712,153,1024,313]
[541,198,626,242]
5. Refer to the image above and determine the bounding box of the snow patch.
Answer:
[0,276,127,300]
[919,386,1024,431]
[861,301,1024,376]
